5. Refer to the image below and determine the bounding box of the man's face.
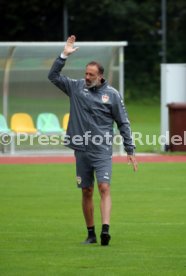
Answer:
[85,65,102,88]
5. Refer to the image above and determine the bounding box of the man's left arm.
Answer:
[112,92,138,172]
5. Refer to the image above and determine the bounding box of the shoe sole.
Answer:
[82,237,97,244]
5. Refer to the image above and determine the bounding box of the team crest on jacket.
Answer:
[102,94,109,103]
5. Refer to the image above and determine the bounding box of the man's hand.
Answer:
[63,35,79,56]
[127,155,138,172]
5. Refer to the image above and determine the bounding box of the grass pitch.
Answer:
[0,163,186,275]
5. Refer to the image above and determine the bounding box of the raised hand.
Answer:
[63,35,79,56]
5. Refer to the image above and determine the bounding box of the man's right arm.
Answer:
[48,57,72,96]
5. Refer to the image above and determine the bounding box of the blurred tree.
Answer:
[0,0,185,100]
[0,0,63,41]
[167,0,186,62]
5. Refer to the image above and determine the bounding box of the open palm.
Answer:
[63,35,79,56]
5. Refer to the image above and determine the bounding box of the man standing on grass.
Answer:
[48,35,137,246]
